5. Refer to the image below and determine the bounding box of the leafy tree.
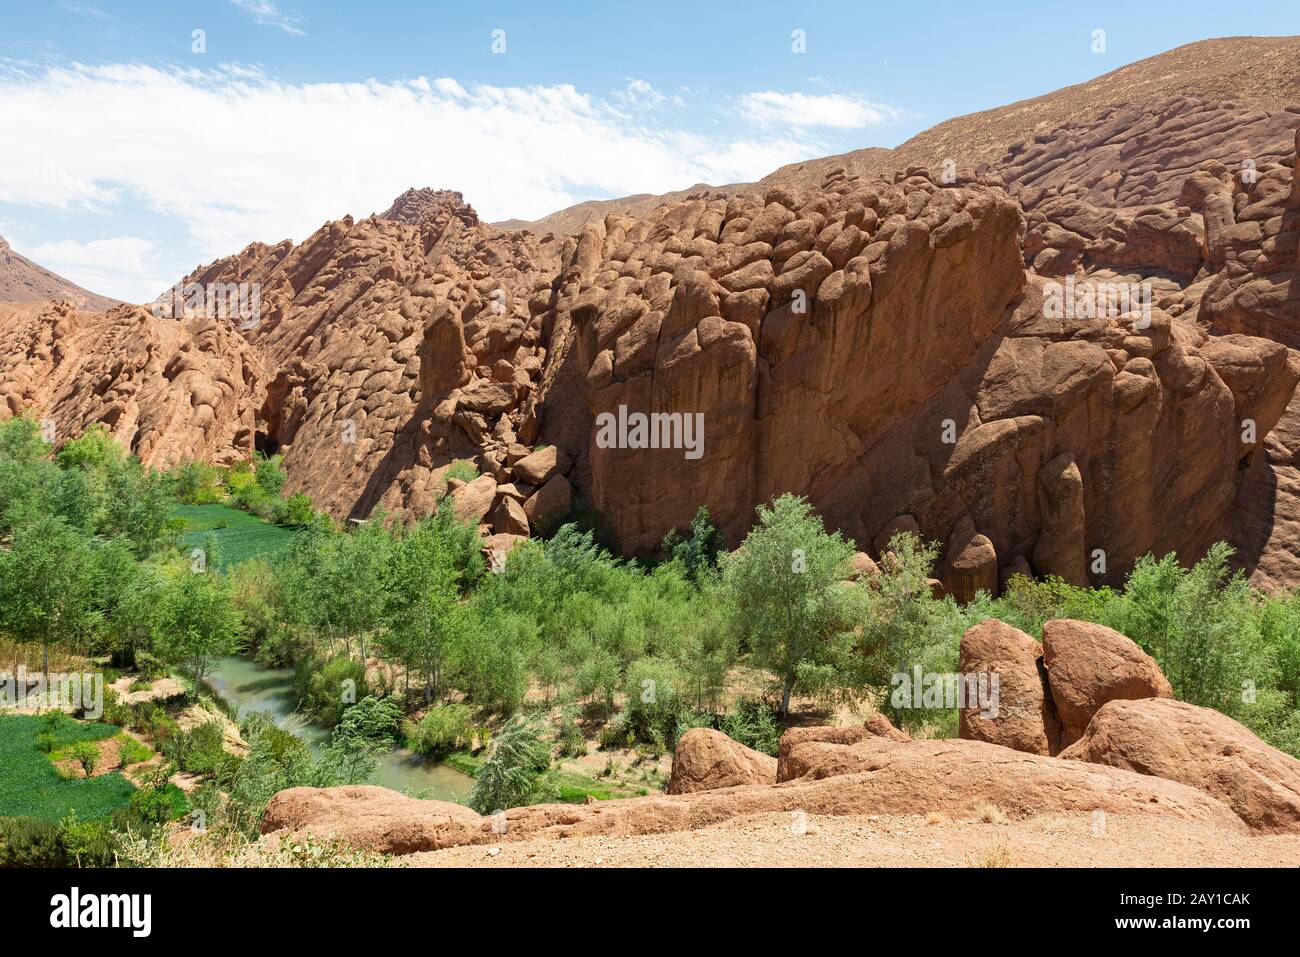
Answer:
[100,456,172,556]
[383,521,458,702]
[254,454,286,498]
[0,515,99,677]
[0,413,50,464]
[660,506,724,581]
[1102,543,1270,718]
[55,423,124,473]
[153,569,242,690]
[721,494,857,716]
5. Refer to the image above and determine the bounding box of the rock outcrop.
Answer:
[1041,618,1173,749]
[0,300,261,468]
[1061,697,1300,834]
[263,732,1244,855]
[666,728,777,794]
[957,619,1059,755]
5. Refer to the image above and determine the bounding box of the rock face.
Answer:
[4,79,1300,584]
[0,300,261,468]
[1041,619,1173,749]
[957,619,1059,755]
[1061,698,1300,834]
[666,728,777,794]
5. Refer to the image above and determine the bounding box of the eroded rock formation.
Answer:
[5,94,1300,590]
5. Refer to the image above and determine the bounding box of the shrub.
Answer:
[67,741,99,777]
[718,699,781,757]
[297,655,370,728]
[598,712,633,751]
[406,704,474,758]
[0,817,67,867]
[622,657,688,747]
[659,506,724,581]
[553,708,587,759]
[467,715,553,814]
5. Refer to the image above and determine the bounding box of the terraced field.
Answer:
[0,715,136,822]
[173,503,302,569]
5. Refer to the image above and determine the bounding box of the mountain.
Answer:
[502,36,1300,236]
[0,235,120,312]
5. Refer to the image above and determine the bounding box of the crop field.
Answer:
[173,503,301,569]
[0,714,136,822]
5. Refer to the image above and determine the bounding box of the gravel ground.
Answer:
[407,811,1300,868]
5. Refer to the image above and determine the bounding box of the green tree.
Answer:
[660,506,724,581]
[0,413,51,464]
[153,569,242,690]
[721,494,857,716]
[383,521,458,702]
[0,515,99,678]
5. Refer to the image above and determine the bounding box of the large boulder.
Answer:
[942,515,999,603]
[777,715,910,782]
[666,728,777,794]
[511,445,570,485]
[262,786,484,856]
[771,735,1242,833]
[448,474,499,525]
[958,619,1059,755]
[1060,697,1300,834]
[522,473,573,532]
[1042,619,1172,748]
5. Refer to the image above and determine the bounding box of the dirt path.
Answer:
[407,811,1300,868]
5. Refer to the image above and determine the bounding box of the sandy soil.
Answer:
[407,811,1300,868]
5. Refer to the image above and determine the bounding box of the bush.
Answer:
[0,817,67,867]
[718,699,781,757]
[67,741,99,777]
[598,713,633,751]
[467,715,553,814]
[622,657,688,749]
[553,708,587,759]
[296,655,370,728]
[406,704,474,758]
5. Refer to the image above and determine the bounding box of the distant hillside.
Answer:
[501,35,1300,235]
[0,235,120,311]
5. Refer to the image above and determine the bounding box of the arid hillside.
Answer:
[505,36,1300,237]
[0,235,120,312]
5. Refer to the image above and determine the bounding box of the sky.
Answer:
[1,0,1298,303]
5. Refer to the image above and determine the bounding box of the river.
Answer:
[204,656,474,802]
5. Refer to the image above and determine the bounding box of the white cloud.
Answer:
[0,62,822,301]
[614,78,682,110]
[227,0,305,36]
[737,91,904,129]
[27,237,169,304]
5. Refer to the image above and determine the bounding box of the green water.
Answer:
[204,656,474,802]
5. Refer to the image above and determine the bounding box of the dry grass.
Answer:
[969,837,1014,868]
[972,802,1009,825]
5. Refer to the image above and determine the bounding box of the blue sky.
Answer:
[1,0,1298,302]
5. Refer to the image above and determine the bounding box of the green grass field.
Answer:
[172,503,301,569]
[0,714,137,822]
